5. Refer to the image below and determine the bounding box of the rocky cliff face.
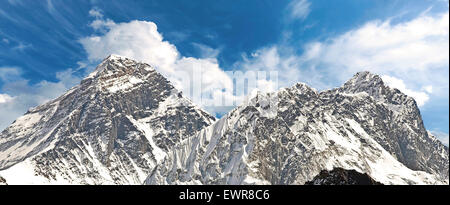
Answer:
[145,72,448,185]
[305,168,382,185]
[0,55,215,184]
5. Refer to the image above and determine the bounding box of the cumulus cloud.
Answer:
[301,11,449,94]
[79,15,242,116]
[80,20,179,75]
[288,0,311,20]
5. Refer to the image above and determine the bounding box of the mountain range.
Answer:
[0,55,448,185]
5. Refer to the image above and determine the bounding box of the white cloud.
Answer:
[87,8,115,32]
[12,42,32,51]
[89,8,104,18]
[191,43,221,59]
[293,11,449,104]
[46,0,55,14]
[235,47,297,87]
[302,11,449,81]
[381,75,430,106]
[422,85,433,94]
[0,67,21,82]
[288,0,311,20]
[79,9,448,110]
[234,11,449,108]
[0,94,14,104]
[80,20,179,74]
[234,46,330,91]
[80,18,235,116]
[89,19,116,31]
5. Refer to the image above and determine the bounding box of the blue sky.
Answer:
[0,0,448,145]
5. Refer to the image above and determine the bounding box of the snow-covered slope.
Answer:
[0,55,215,184]
[145,72,448,185]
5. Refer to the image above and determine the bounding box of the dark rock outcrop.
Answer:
[305,168,382,185]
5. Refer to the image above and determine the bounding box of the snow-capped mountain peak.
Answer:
[0,55,215,184]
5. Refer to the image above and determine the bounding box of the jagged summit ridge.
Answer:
[0,55,215,184]
[145,71,448,185]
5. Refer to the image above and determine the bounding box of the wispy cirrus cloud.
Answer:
[7,0,23,6]
[288,0,311,21]
[11,42,32,52]
[191,42,221,59]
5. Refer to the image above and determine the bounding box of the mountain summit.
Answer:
[0,55,215,184]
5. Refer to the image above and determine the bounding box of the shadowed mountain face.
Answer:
[146,72,448,185]
[305,168,382,185]
[0,55,215,184]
